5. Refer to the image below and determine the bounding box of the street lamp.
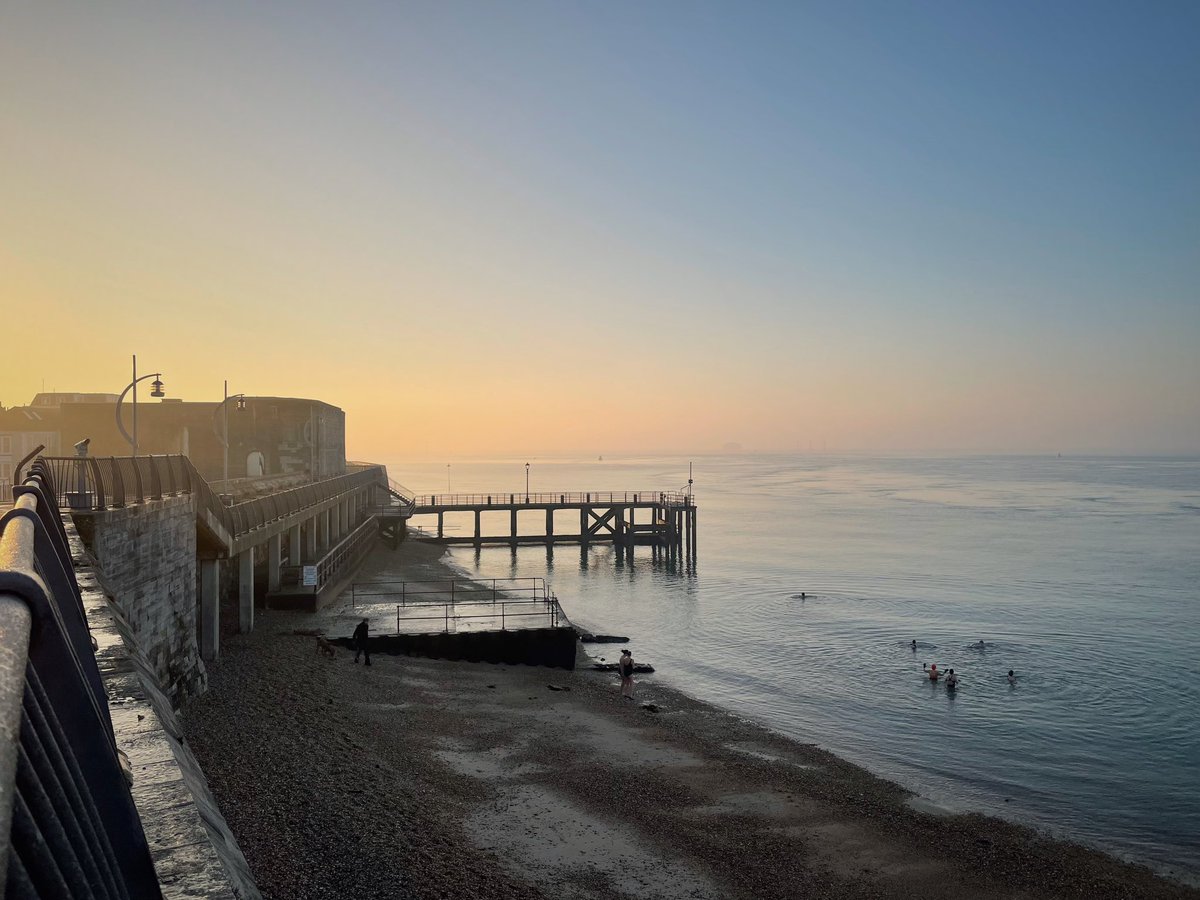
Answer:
[525,462,530,502]
[211,380,248,481]
[115,354,165,456]
[447,463,451,493]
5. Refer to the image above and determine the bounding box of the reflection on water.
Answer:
[388,454,1200,881]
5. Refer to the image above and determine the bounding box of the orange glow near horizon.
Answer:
[1,5,1196,458]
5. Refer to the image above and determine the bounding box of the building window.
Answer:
[0,435,10,454]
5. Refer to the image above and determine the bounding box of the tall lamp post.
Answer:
[447,463,451,493]
[211,380,247,481]
[525,461,530,502]
[115,354,165,456]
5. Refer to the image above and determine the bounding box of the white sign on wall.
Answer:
[302,566,319,587]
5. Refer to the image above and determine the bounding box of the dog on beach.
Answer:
[315,636,336,658]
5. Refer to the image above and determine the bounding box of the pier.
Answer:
[408,490,697,560]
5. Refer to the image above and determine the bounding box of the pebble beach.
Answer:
[183,541,1199,900]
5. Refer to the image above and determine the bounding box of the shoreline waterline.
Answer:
[364,537,1197,890]
[397,453,1199,882]
[181,540,1200,898]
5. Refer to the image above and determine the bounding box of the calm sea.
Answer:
[383,454,1200,881]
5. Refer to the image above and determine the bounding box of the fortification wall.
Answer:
[74,495,207,700]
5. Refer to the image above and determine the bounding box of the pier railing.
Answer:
[416,491,694,507]
[0,460,162,896]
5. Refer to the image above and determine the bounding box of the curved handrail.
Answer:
[37,456,390,544]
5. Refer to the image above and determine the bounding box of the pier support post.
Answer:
[438,510,444,539]
[510,508,517,545]
[238,549,254,634]
[580,508,588,547]
[474,510,481,546]
[545,508,554,544]
[306,516,318,556]
[318,508,329,552]
[268,533,282,592]
[289,523,301,565]
[200,558,219,661]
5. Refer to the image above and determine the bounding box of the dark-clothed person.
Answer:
[353,618,371,666]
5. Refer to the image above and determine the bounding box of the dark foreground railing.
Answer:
[0,462,162,897]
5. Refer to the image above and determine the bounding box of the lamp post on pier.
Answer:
[525,461,530,502]
[114,354,165,456]
[211,380,247,481]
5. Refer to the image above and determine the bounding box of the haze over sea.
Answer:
[389,454,1199,882]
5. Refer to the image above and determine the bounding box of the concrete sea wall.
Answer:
[74,495,207,700]
[344,627,578,670]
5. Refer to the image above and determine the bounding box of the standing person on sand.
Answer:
[619,649,634,699]
[353,618,371,666]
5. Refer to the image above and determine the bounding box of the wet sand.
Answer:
[183,541,1198,899]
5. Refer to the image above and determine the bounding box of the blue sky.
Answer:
[1,2,1197,454]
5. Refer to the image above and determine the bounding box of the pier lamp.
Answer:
[115,354,166,456]
[525,462,530,502]
[212,380,248,481]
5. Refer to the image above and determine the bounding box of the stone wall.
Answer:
[74,495,207,700]
[68,520,260,899]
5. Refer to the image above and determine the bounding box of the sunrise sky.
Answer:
[2,2,1197,457]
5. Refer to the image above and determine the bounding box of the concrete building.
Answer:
[0,404,63,496]
[2,393,345,489]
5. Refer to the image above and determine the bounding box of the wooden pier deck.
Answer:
[406,490,697,559]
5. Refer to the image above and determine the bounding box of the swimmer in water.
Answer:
[975,640,986,649]
[925,663,941,681]
[945,669,958,689]
[1007,669,1017,684]
[911,640,918,651]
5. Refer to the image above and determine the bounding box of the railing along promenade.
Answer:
[34,455,388,554]
[0,460,162,896]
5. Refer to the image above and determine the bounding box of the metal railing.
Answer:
[0,461,162,897]
[351,577,551,607]
[225,466,385,537]
[414,491,694,507]
[350,577,565,634]
[279,515,379,594]
[385,597,564,634]
[37,455,388,543]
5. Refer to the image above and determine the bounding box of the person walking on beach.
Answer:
[619,649,635,699]
[353,618,371,666]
